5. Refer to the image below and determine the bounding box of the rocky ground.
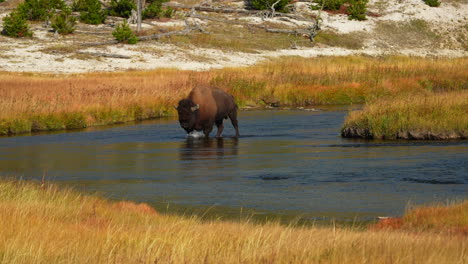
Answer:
[0,0,466,73]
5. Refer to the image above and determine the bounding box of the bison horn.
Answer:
[191,104,199,112]
[174,105,178,110]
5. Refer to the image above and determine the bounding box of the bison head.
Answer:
[176,99,199,133]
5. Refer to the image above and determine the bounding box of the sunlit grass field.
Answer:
[0,179,466,263]
[0,56,466,135]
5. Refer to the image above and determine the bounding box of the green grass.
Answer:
[374,19,440,48]
[313,30,366,49]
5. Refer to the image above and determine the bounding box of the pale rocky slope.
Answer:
[0,0,466,73]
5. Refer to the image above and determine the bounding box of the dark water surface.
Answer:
[1,108,467,222]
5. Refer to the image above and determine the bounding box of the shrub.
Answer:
[1,11,33,37]
[16,0,67,21]
[143,1,162,19]
[51,10,76,34]
[423,0,440,7]
[248,0,291,12]
[142,0,172,19]
[108,0,136,18]
[143,0,173,19]
[347,0,368,21]
[311,0,346,11]
[112,21,138,44]
[78,0,107,24]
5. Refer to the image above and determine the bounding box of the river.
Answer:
[1,107,467,223]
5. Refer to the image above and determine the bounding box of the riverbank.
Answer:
[1,56,466,136]
[0,179,466,263]
[342,90,468,140]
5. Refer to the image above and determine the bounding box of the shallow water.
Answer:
[1,108,467,222]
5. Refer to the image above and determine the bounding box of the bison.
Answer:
[176,86,239,138]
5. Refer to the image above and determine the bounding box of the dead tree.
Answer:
[308,2,324,42]
[137,0,142,32]
[269,0,282,18]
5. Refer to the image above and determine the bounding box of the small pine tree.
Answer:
[17,0,67,21]
[108,0,136,18]
[423,0,440,7]
[143,1,163,19]
[347,0,368,21]
[1,11,33,37]
[79,0,107,24]
[143,0,172,19]
[112,21,138,44]
[51,10,76,34]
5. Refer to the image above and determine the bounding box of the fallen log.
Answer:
[74,30,112,35]
[137,27,193,41]
[265,28,310,35]
[81,40,120,47]
[189,12,315,39]
[164,2,313,22]
[76,51,131,59]
[163,3,256,15]
[189,12,242,25]
[80,21,199,46]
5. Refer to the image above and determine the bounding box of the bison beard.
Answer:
[176,86,240,138]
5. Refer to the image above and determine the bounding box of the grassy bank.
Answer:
[0,56,466,135]
[0,179,466,263]
[342,90,468,139]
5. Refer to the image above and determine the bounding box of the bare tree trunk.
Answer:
[270,0,282,18]
[137,0,142,32]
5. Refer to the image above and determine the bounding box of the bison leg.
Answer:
[203,126,213,138]
[215,119,224,138]
[228,111,240,137]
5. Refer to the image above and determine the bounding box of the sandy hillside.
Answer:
[0,0,466,73]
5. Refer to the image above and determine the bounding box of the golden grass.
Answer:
[0,70,199,134]
[343,90,468,139]
[314,30,366,49]
[0,179,466,263]
[0,56,466,135]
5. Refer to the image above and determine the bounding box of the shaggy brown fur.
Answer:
[176,86,239,137]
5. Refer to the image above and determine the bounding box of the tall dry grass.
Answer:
[0,56,466,135]
[342,90,468,139]
[0,179,466,264]
[0,70,202,134]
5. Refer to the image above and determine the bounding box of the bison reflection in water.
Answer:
[176,86,240,138]
[180,138,239,161]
